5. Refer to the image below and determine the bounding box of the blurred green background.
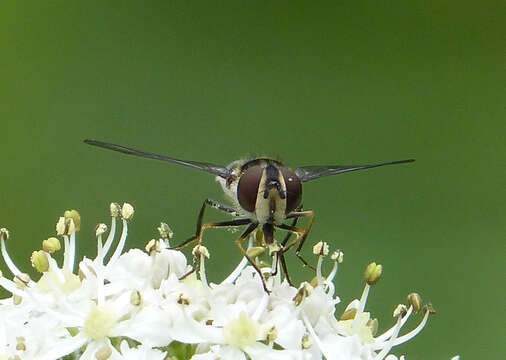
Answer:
[0,1,504,359]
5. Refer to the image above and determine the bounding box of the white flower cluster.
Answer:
[0,203,458,360]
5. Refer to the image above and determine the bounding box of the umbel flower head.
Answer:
[0,203,459,360]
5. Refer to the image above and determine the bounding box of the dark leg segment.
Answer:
[274,216,299,286]
[196,199,239,234]
[170,218,251,250]
[277,210,316,271]
[170,198,243,250]
[235,222,275,293]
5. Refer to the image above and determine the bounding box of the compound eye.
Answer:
[281,167,302,214]
[237,165,263,212]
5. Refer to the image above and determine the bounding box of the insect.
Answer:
[84,139,414,291]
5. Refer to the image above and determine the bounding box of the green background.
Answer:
[0,1,504,359]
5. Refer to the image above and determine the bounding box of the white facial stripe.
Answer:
[254,166,287,225]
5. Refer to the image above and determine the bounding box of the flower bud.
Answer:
[42,237,61,253]
[364,262,382,285]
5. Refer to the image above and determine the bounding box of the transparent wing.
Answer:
[295,159,415,182]
[84,139,230,179]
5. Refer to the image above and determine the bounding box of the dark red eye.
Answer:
[281,167,302,213]
[237,165,263,212]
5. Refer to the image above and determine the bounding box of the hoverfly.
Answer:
[84,139,414,292]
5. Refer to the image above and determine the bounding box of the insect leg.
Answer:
[272,216,299,286]
[170,198,241,250]
[175,218,251,281]
[170,218,251,250]
[277,210,316,271]
[235,222,274,293]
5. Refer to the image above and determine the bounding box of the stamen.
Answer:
[101,215,117,257]
[0,232,22,276]
[95,345,112,360]
[95,223,107,265]
[0,277,26,297]
[157,222,173,247]
[390,306,431,346]
[374,306,413,344]
[373,305,406,360]
[31,250,49,272]
[302,312,329,358]
[316,256,324,286]
[352,284,370,333]
[221,236,253,284]
[42,237,61,253]
[68,231,76,273]
[193,245,209,290]
[108,219,128,265]
[63,235,70,270]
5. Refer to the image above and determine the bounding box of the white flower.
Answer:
[0,203,457,360]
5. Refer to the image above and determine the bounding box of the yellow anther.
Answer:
[31,250,49,272]
[110,203,121,217]
[301,334,313,349]
[157,222,173,239]
[364,262,383,285]
[121,203,134,220]
[393,304,408,318]
[0,228,9,241]
[64,210,81,232]
[340,308,357,321]
[95,345,112,360]
[312,241,329,256]
[407,292,423,314]
[293,282,313,306]
[131,290,142,306]
[331,249,344,263]
[95,223,107,237]
[42,237,61,253]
